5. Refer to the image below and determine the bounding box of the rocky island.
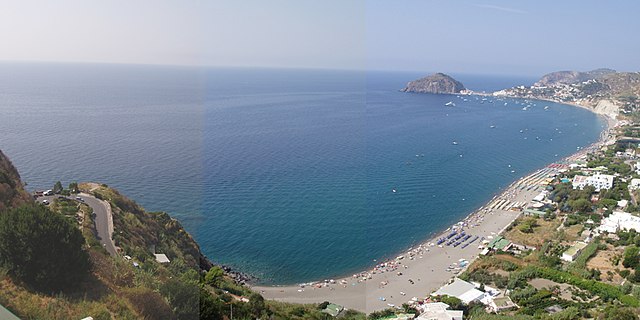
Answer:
[400,72,466,94]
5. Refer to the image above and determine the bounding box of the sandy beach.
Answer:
[253,106,618,314]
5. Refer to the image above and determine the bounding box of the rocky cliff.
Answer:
[0,150,32,212]
[401,73,465,94]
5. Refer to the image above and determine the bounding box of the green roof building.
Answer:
[322,303,344,317]
[488,236,511,251]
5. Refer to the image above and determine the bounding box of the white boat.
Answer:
[445,101,456,107]
[452,141,458,145]
[544,106,549,110]
[490,125,496,128]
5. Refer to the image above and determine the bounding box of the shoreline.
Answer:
[253,100,618,313]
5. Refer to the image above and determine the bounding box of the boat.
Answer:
[544,106,549,110]
[490,125,496,128]
[452,141,458,145]
[445,101,456,107]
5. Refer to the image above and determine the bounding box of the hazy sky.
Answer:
[1,0,639,75]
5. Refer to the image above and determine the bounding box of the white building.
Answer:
[572,174,614,191]
[154,253,171,264]
[597,211,640,234]
[617,199,629,209]
[487,296,518,313]
[629,178,640,191]
[416,302,463,320]
[432,278,486,304]
[532,190,548,202]
[561,242,588,262]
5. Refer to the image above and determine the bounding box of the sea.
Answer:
[0,62,605,284]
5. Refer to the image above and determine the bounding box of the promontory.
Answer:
[401,73,465,94]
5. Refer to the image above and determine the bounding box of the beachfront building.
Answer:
[597,211,640,234]
[561,241,588,262]
[572,174,614,191]
[432,278,486,305]
[416,302,463,320]
[321,303,344,317]
[486,236,511,252]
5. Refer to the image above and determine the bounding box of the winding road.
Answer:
[38,193,117,257]
[77,193,117,256]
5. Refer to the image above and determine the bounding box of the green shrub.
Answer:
[0,204,90,292]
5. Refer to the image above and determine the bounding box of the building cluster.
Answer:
[571,173,615,191]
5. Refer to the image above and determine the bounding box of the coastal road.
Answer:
[36,193,118,256]
[77,193,118,257]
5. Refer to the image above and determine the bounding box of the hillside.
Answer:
[494,69,640,118]
[533,68,616,87]
[0,150,32,212]
[0,152,365,319]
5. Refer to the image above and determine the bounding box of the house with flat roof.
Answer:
[382,313,416,320]
[572,174,614,191]
[321,303,344,317]
[561,242,588,262]
[597,211,640,234]
[488,296,518,313]
[154,253,171,264]
[487,236,511,251]
[432,278,485,305]
[416,302,463,320]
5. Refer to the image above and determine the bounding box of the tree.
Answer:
[199,287,224,320]
[204,266,224,287]
[623,246,640,269]
[68,182,79,194]
[52,181,63,194]
[600,306,639,320]
[519,217,539,233]
[568,198,591,213]
[160,278,198,320]
[248,292,266,318]
[0,204,89,292]
[438,295,464,311]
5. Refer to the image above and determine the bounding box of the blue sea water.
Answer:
[0,63,603,284]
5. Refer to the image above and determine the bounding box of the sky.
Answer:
[1,0,639,75]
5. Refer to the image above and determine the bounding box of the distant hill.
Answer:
[534,68,617,87]
[401,73,466,94]
[0,150,32,212]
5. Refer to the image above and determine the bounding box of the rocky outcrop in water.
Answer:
[401,73,465,94]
